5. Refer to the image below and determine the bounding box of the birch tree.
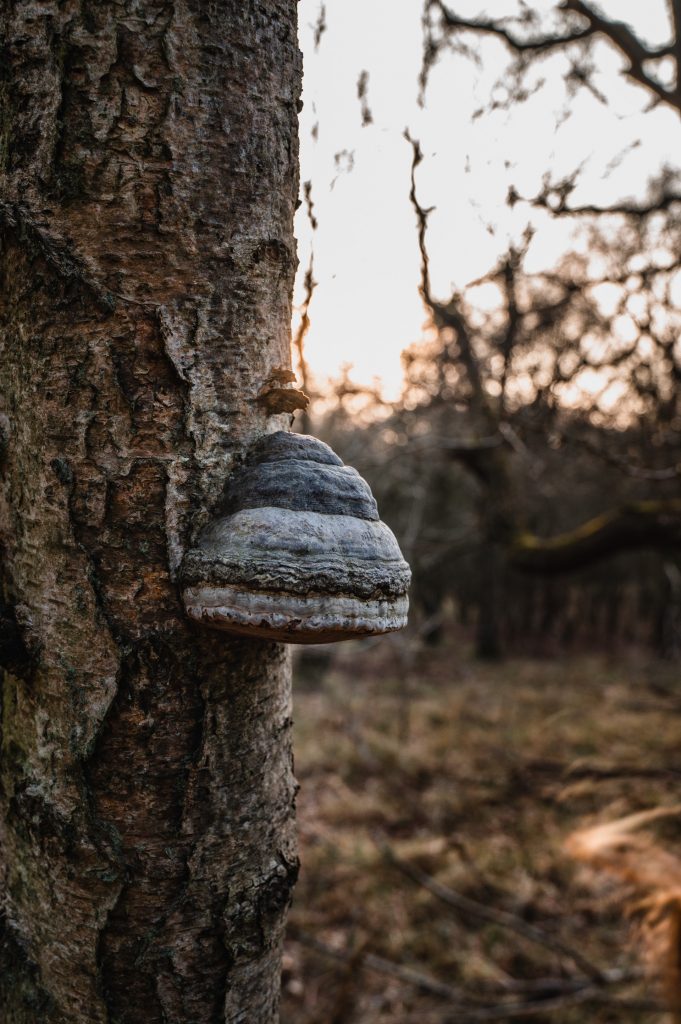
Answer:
[0,2,302,1020]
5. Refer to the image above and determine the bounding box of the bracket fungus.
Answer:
[181,431,411,643]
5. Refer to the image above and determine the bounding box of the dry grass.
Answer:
[567,807,681,1022]
[281,636,681,1023]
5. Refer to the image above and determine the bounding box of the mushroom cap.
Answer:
[181,432,411,643]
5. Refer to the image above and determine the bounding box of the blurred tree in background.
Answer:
[311,1,681,660]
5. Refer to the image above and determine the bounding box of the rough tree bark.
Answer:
[0,2,302,1021]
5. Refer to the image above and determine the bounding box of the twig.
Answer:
[374,835,605,980]
[438,990,659,1021]
[292,181,318,433]
[566,762,681,781]
[291,928,467,1001]
[405,131,433,306]
[540,423,681,482]
[290,929,656,1020]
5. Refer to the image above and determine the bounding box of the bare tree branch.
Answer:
[672,0,681,75]
[562,0,673,63]
[430,0,594,53]
[405,131,433,306]
[313,2,327,51]
[406,132,488,413]
[429,0,681,113]
[357,69,373,126]
[561,0,679,110]
[510,500,681,574]
[527,181,681,219]
[292,181,318,433]
[548,427,681,481]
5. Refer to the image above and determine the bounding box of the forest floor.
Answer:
[281,635,681,1024]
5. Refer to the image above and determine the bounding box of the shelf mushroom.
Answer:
[181,432,411,642]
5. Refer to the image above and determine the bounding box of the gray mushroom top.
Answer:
[181,432,411,643]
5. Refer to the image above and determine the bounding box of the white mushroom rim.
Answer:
[183,584,409,643]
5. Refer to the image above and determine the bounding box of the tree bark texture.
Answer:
[0,3,302,1021]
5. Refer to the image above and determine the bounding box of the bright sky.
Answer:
[293,0,680,401]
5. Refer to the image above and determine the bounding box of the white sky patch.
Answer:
[294,0,680,401]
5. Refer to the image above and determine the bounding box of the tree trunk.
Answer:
[475,540,505,660]
[470,452,515,661]
[0,3,302,1022]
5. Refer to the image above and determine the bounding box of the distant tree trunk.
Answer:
[656,560,681,660]
[471,452,515,660]
[475,539,505,660]
[0,3,301,1022]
